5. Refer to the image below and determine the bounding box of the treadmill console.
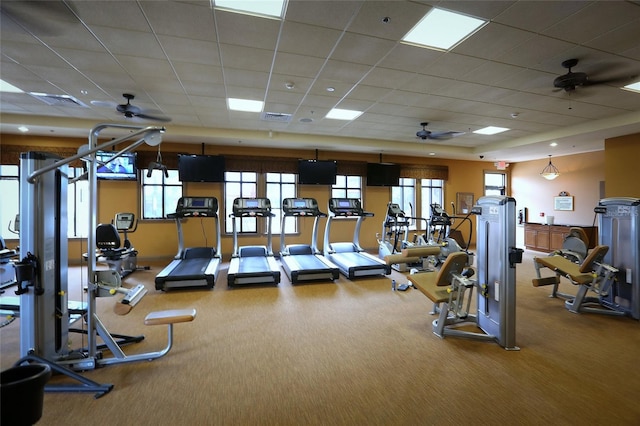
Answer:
[233,197,272,217]
[283,198,323,216]
[328,198,366,216]
[172,197,219,217]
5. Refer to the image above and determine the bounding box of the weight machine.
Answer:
[13,123,195,398]
[532,197,639,319]
[410,196,523,349]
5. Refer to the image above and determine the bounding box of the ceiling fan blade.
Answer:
[585,74,639,87]
[429,131,465,140]
[135,112,172,122]
[90,100,118,108]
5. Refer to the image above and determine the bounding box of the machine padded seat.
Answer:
[533,245,609,285]
[95,223,135,258]
[144,308,197,326]
[408,252,468,303]
[384,253,420,266]
[400,245,441,258]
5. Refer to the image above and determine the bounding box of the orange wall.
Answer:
[5,131,637,263]
[604,133,640,198]
[2,133,489,262]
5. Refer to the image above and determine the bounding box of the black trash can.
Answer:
[1,363,52,425]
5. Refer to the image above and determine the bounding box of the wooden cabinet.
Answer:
[524,223,597,252]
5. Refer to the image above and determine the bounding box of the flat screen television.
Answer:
[178,154,225,182]
[366,162,400,186]
[96,151,137,181]
[298,160,337,185]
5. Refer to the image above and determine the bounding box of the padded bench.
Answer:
[408,252,468,307]
[145,308,197,326]
[532,245,622,316]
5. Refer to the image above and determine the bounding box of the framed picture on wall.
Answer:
[456,192,474,214]
[554,196,574,211]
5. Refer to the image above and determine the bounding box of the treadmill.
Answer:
[155,197,221,290]
[227,197,281,287]
[279,198,340,284]
[324,198,391,279]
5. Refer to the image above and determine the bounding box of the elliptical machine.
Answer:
[378,202,411,259]
[427,203,474,266]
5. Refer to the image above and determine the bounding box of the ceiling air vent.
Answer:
[28,92,88,107]
[260,112,292,123]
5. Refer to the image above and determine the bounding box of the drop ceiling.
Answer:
[1,0,639,162]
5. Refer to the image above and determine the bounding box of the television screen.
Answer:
[96,151,137,181]
[366,162,400,186]
[298,160,337,185]
[178,154,225,182]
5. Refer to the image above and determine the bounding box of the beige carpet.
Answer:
[1,250,639,425]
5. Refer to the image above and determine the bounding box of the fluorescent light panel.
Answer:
[474,126,509,135]
[325,108,363,120]
[402,8,486,51]
[0,79,24,93]
[228,98,264,112]
[213,0,286,19]
[622,81,640,93]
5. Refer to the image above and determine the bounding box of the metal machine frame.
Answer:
[426,196,522,350]
[595,197,640,319]
[15,123,188,397]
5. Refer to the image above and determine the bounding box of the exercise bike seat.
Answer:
[96,224,131,258]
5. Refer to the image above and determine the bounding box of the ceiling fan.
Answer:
[114,93,172,122]
[553,58,635,92]
[416,122,465,140]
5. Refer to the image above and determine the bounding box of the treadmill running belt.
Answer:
[170,258,212,278]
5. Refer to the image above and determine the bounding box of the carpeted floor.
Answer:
[1,250,639,425]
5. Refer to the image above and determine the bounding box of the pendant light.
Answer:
[540,155,560,180]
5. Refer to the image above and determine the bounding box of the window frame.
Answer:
[140,168,183,220]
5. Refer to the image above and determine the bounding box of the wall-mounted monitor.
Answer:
[96,151,137,181]
[298,160,337,185]
[366,162,400,187]
[178,154,226,182]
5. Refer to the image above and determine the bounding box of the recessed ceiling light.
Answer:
[18,126,29,132]
[550,142,558,147]
[622,81,640,93]
[0,79,24,93]
[212,0,287,19]
[428,152,436,156]
[473,126,509,135]
[401,8,486,51]
[326,87,335,92]
[227,98,264,112]
[325,108,362,120]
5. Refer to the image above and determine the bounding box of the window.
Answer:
[266,172,296,234]
[224,172,297,235]
[141,169,182,219]
[1,165,90,239]
[0,165,19,240]
[421,178,445,222]
[484,172,506,196]
[391,178,416,229]
[67,167,89,238]
[332,175,362,200]
[224,172,257,233]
